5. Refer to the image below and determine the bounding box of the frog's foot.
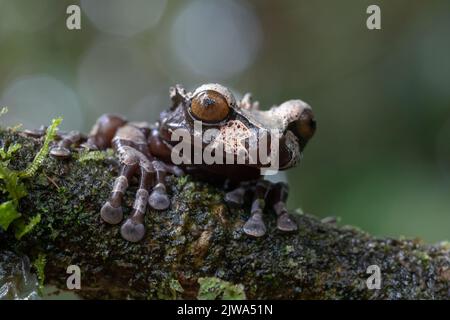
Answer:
[23,126,48,138]
[100,146,183,242]
[226,181,297,237]
[224,186,246,208]
[23,127,89,158]
[270,182,298,232]
[100,152,150,242]
[147,161,183,210]
[100,162,137,225]
[244,180,271,237]
[50,130,87,159]
[243,207,267,237]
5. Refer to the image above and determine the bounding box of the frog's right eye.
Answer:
[190,90,230,123]
[289,108,316,147]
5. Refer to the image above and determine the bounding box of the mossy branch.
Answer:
[0,129,449,299]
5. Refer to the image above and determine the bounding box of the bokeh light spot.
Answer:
[81,0,167,36]
[171,0,262,79]
[78,39,161,118]
[0,75,82,130]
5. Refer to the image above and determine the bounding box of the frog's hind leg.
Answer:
[269,182,298,232]
[119,159,183,242]
[148,161,183,210]
[50,130,87,158]
[120,167,152,242]
[23,126,48,138]
[243,180,271,237]
[224,181,252,207]
[23,127,87,158]
[100,162,138,225]
[147,161,170,210]
[56,114,127,158]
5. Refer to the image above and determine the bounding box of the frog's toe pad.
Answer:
[80,142,98,151]
[120,219,145,242]
[148,190,170,210]
[50,146,71,158]
[224,191,244,208]
[100,202,123,225]
[277,212,298,232]
[23,128,46,138]
[172,166,184,177]
[243,212,266,237]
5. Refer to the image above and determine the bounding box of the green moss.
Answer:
[0,107,8,118]
[0,162,27,205]
[439,241,450,250]
[78,149,113,163]
[20,117,61,178]
[14,213,41,240]
[32,253,46,296]
[0,200,21,230]
[284,245,294,254]
[157,279,185,300]
[197,277,246,300]
[0,117,61,239]
[0,142,22,162]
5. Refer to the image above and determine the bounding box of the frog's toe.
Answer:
[225,192,244,207]
[80,141,98,151]
[276,212,298,232]
[120,219,145,242]
[50,146,71,158]
[100,201,123,225]
[23,127,47,138]
[148,184,170,210]
[171,166,184,177]
[243,212,266,237]
[225,187,246,208]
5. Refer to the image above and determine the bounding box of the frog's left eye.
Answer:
[289,109,316,147]
[190,90,230,123]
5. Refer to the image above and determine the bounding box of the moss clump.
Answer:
[0,118,61,240]
[32,253,46,295]
[197,277,246,300]
[78,149,114,163]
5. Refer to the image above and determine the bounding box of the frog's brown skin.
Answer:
[25,84,316,242]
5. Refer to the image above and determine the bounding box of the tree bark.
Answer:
[0,129,449,299]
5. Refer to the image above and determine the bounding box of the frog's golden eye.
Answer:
[190,90,230,123]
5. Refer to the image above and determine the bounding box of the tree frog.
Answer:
[25,84,316,242]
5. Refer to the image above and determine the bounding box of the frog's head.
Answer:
[160,84,316,170]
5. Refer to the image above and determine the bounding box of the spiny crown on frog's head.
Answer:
[160,83,316,170]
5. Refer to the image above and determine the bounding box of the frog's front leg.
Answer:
[50,130,88,158]
[269,182,298,232]
[23,128,88,158]
[100,130,181,242]
[245,180,271,237]
[225,180,297,237]
[23,114,126,158]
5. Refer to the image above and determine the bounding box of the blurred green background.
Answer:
[0,0,449,243]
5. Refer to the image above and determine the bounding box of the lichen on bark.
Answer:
[0,129,449,299]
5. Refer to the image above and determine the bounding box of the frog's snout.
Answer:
[287,107,316,149]
[273,99,316,150]
[276,101,316,169]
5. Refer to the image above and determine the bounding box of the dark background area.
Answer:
[1,0,449,242]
